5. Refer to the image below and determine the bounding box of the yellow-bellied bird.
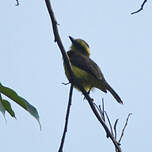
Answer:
[64,36,123,104]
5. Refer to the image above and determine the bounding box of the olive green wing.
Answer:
[67,51,105,81]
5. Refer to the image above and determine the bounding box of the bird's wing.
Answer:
[67,51,105,81]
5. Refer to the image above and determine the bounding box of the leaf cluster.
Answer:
[0,83,41,129]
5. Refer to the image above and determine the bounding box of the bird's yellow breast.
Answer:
[64,63,97,92]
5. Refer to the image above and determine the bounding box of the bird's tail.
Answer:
[105,82,123,104]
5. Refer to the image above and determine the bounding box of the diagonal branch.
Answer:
[44,0,122,151]
[131,0,148,15]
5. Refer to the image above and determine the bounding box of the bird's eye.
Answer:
[75,42,84,50]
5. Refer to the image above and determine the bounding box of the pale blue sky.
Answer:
[1,0,152,152]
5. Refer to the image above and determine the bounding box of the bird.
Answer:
[64,36,123,104]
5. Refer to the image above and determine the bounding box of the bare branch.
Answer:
[118,113,132,143]
[58,84,73,152]
[94,101,132,152]
[131,0,148,15]
[87,101,122,151]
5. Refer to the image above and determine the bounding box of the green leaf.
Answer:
[17,95,42,129]
[0,94,6,119]
[1,99,16,118]
[24,100,42,130]
[0,83,26,109]
[0,83,41,129]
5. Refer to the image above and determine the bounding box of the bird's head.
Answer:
[69,36,90,57]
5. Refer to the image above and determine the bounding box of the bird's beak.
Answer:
[69,36,75,43]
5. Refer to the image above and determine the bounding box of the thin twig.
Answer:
[131,0,147,15]
[94,103,101,114]
[58,84,73,152]
[45,1,122,151]
[93,103,105,121]
[93,99,107,122]
[101,98,105,121]
[99,105,105,121]
[118,113,132,143]
[86,97,122,152]
[114,119,119,141]
[62,82,70,85]
[104,111,114,137]
[16,0,19,6]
